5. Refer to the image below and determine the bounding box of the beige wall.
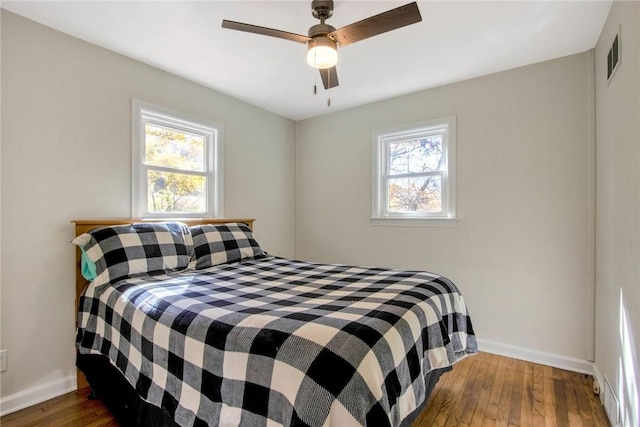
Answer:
[296,52,594,361]
[0,11,295,404]
[594,2,640,426]
[4,3,636,420]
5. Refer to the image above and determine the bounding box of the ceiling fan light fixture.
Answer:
[307,36,338,69]
[222,1,422,89]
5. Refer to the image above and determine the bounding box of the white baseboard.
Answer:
[0,375,77,417]
[477,338,595,375]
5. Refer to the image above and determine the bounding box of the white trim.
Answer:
[0,375,76,417]
[371,116,457,225]
[477,338,594,375]
[131,99,224,219]
[585,49,596,362]
[370,217,457,227]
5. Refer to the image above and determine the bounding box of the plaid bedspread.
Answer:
[77,257,477,427]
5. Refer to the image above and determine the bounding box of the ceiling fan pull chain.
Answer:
[313,63,318,95]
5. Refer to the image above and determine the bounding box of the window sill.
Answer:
[370,217,457,228]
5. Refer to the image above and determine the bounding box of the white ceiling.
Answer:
[2,1,612,121]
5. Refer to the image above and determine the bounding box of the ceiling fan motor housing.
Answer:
[308,23,336,38]
[311,0,334,20]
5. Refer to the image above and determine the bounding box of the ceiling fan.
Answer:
[222,1,422,90]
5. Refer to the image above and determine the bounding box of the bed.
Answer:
[73,218,477,427]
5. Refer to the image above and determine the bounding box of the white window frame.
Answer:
[371,116,456,227]
[132,100,224,218]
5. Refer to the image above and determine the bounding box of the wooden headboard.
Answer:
[71,218,255,389]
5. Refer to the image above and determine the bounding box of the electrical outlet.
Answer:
[593,379,600,395]
[0,349,7,373]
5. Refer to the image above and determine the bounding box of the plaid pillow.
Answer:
[189,222,264,269]
[72,222,192,286]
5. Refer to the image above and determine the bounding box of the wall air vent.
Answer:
[607,28,621,83]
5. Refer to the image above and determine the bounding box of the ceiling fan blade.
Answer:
[329,2,422,47]
[222,20,310,44]
[319,66,339,90]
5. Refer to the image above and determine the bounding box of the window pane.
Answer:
[388,176,441,213]
[145,124,205,172]
[388,136,442,175]
[147,170,206,213]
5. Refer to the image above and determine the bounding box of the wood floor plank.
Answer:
[454,353,485,426]
[469,353,498,427]
[482,353,510,423]
[1,352,610,427]
[531,363,546,424]
[553,376,570,426]
[543,365,559,427]
[507,359,525,426]
[562,369,583,427]
[496,356,517,426]
[519,361,534,427]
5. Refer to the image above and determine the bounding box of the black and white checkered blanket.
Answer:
[77,257,477,427]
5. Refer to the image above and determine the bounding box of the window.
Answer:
[132,100,223,218]
[371,116,456,226]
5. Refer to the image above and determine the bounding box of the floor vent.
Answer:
[607,28,621,83]
[603,377,620,426]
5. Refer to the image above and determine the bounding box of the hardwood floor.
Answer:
[1,352,609,427]
[0,387,118,427]
[412,352,609,427]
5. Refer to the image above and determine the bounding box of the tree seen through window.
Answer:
[145,124,207,213]
[387,136,443,213]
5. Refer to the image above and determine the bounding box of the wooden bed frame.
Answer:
[71,218,255,389]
